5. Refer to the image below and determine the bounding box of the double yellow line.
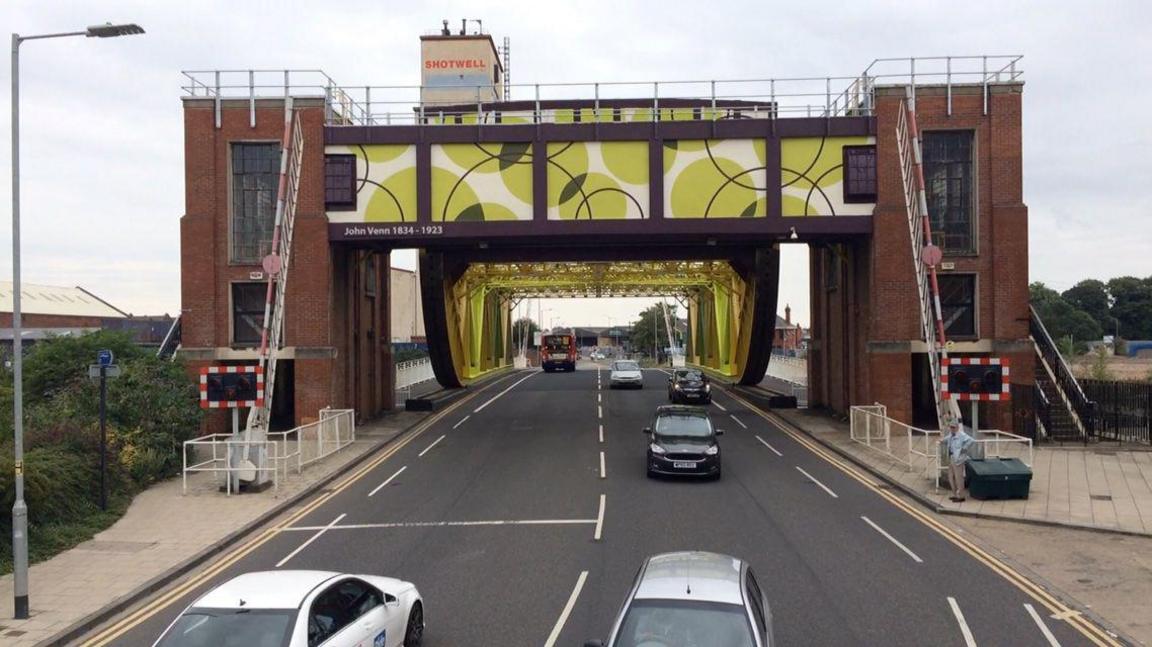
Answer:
[724,390,1122,647]
[82,379,497,646]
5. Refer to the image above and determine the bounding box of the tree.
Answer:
[510,317,540,351]
[1062,279,1113,335]
[1034,298,1102,354]
[1107,276,1152,341]
[630,304,679,360]
[1029,282,1061,307]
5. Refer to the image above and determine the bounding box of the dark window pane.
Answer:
[325,155,357,208]
[231,143,280,263]
[922,131,974,253]
[232,283,273,346]
[843,146,876,203]
[938,274,976,338]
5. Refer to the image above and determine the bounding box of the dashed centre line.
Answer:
[418,434,446,457]
[1025,603,1063,646]
[796,466,839,498]
[368,466,407,497]
[755,435,783,456]
[452,415,471,429]
[712,400,728,412]
[861,515,923,563]
[598,405,603,419]
[947,597,978,647]
[599,451,606,479]
[729,413,748,429]
[598,424,604,443]
[545,571,589,647]
[276,513,346,568]
[594,494,606,541]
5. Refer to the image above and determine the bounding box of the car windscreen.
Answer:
[654,414,712,439]
[156,608,295,647]
[675,370,704,381]
[614,361,640,371]
[614,599,755,647]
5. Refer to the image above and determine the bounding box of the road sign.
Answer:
[921,244,943,267]
[88,364,122,378]
[200,365,265,409]
[941,357,1010,401]
[97,349,114,366]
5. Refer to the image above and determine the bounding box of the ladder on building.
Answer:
[895,88,961,431]
[246,98,304,438]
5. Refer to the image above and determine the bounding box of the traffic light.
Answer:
[942,358,1009,400]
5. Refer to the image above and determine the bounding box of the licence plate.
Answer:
[673,461,695,469]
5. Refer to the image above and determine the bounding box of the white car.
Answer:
[609,360,644,389]
[153,570,423,647]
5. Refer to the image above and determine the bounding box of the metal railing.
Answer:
[180,55,1023,127]
[182,408,356,495]
[396,357,435,401]
[181,435,279,496]
[1030,305,1095,437]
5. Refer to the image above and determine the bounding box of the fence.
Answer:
[849,405,1032,490]
[1082,379,1152,444]
[182,408,356,495]
[396,357,436,400]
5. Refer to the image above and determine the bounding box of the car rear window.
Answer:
[614,361,640,371]
[615,599,754,647]
[156,608,295,647]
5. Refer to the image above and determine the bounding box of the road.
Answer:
[90,364,1110,646]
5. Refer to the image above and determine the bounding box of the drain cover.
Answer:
[1090,494,1113,501]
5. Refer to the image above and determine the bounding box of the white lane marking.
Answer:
[598,424,604,443]
[796,466,839,498]
[281,518,598,531]
[599,451,606,479]
[474,371,535,412]
[755,435,783,456]
[712,401,728,412]
[598,393,601,403]
[276,513,346,567]
[594,494,606,541]
[728,413,748,429]
[452,415,471,429]
[418,434,446,457]
[861,516,924,563]
[545,571,589,647]
[947,597,978,647]
[598,405,603,419]
[368,466,407,497]
[1025,604,1062,647]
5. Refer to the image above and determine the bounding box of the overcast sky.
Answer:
[1,1,1149,330]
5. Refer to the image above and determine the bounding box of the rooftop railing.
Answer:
[181,55,1022,128]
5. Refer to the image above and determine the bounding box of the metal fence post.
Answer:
[248,70,256,128]
[214,70,221,129]
[946,56,952,116]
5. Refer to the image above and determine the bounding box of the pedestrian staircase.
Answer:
[246,98,304,438]
[156,315,181,360]
[1030,305,1095,442]
[895,87,961,432]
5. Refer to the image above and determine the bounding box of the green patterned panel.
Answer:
[546,142,648,220]
[326,144,417,223]
[781,136,875,217]
[431,143,533,222]
[663,139,767,219]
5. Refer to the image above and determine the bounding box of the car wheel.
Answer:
[712,466,722,481]
[404,602,424,646]
[646,468,656,479]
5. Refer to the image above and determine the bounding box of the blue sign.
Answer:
[97,349,114,367]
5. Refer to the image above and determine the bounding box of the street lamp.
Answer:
[10,21,145,620]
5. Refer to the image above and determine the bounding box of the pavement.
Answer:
[46,364,1122,646]
[771,407,1152,537]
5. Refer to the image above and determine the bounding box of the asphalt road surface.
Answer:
[89,364,1113,646]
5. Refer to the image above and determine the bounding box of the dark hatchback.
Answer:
[645,405,723,479]
[667,368,711,404]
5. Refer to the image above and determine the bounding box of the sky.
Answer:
[1,0,1150,330]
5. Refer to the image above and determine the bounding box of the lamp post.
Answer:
[10,21,145,620]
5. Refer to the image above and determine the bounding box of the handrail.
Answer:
[1030,305,1096,435]
[180,55,1023,127]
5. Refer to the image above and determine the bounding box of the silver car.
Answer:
[609,360,644,389]
[586,551,774,647]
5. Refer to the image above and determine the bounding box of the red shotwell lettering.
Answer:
[424,59,487,70]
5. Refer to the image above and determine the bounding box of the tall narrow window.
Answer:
[325,154,357,209]
[231,143,280,263]
[922,131,975,253]
[938,274,976,338]
[843,146,877,202]
[232,283,273,346]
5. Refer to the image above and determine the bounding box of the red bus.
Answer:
[541,334,577,372]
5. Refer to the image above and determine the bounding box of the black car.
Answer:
[667,368,711,404]
[644,405,723,479]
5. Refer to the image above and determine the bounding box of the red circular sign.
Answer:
[262,254,282,276]
[921,244,943,267]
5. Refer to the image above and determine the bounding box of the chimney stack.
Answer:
[785,304,791,325]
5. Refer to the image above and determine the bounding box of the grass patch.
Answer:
[0,493,132,575]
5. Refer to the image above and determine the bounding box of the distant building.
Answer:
[390,267,426,343]
[0,281,173,357]
[773,304,805,353]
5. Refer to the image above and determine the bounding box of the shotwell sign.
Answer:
[425,58,487,70]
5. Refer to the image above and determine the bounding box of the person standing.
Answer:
[946,420,976,502]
